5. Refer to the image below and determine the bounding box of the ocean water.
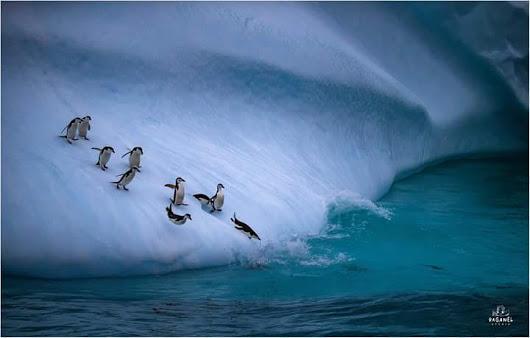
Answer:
[2,156,528,336]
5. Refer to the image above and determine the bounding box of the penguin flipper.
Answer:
[164,184,177,189]
[91,147,101,151]
[121,151,132,158]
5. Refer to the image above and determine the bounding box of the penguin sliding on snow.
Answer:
[91,146,115,171]
[193,193,211,206]
[231,213,261,240]
[121,147,143,168]
[78,115,92,140]
[112,166,140,190]
[193,183,224,212]
[165,204,192,225]
[164,177,187,205]
[59,117,82,144]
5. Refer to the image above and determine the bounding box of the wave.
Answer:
[1,2,527,278]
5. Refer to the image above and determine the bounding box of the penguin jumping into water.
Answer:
[112,166,140,190]
[91,146,115,171]
[164,177,187,205]
[231,213,261,240]
[59,117,81,144]
[193,183,224,212]
[166,204,192,225]
[78,115,92,140]
[121,147,143,168]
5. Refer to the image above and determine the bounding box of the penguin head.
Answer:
[185,214,192,220]
[133,147,144,155]
[82,115,92,121]
[217,183,225,191]
[104,146,115,153]
[176,177,186,183]
[132,166,141,173]
[72,117,82,124]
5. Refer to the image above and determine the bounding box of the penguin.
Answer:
[112,166,140,190]
[78,115,92,140]
[59,117,81,144]
[193,183,224,212]
[164,177,187,205]
[193,193,211,206]
[91,146,115,171]
[231,213,261,240]
[210,183,225,212]
[121,147,143,168]
[165,204,192,225]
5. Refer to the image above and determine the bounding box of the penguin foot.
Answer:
[104,165,108,169]
[84,137,89,140]
[116,185,120,190]
[177,203,188,206]
[124,187,129,191]
[67,140,72,144]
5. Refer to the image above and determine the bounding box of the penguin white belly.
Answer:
[78,122,89,137]
[129,152,141,168]
[174,187,185,204]
[100,152,111,167]
[121,171,136,186]
[66,125,77,140]
[214,193,224,209]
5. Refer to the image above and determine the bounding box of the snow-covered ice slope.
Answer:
[2,2,527,278]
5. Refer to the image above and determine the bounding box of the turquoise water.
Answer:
[2,156,528,336]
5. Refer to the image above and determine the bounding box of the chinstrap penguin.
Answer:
[112,166,140,190]
[231,213,261,240]
[193,183,224,212]
[166,204,192,225]
[164,177,187,205]
[210,183,225,212]
[92,146,115,170]
[193,193,211,206]
[60,117,82,144]
[78,115,92,140]
[121,146,143,168]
